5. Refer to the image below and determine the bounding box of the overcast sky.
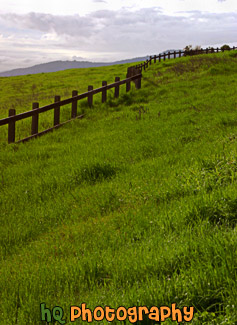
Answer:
[0,0,236,72]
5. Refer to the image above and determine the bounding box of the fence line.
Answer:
[0,45,236,144]
[132,46,236,72]
[0,73,142,144]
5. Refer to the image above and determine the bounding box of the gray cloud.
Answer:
[0,8,236,72]
[1,12,96,38]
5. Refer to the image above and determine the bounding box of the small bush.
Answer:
[221,44,231,51]
[184,44,202,56]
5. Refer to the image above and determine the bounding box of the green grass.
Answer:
[0,51,237,324]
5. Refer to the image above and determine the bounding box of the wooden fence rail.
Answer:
[0,73,142,144]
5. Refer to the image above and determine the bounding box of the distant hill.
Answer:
[0,56,151,77]
[0,50,183,77]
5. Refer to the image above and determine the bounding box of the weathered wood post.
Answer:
[126,67,131,78]
[154,55,156,63]
[174,51,176,59]
[179,50,181,58]
[126,64,131,92]
[216,47,219,53]
[114,77,120,98]
[149,56,152,65]
[135,74,141,90]
[126,79,130,92]
[71,90,78,118]
[163,53,166,61]
[102,81,107,103]
[31,102,39,135]
[159,54,161,62]
[54,95,60,126]
[88,85,93,108]
[8,109,16,144]
[168,51,170,59]
[206,48,208,54]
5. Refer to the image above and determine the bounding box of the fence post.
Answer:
[159,54,161,62]
[149,56,152,65]
[8,109,16,144]
[168,51,170,59]
[179,50,181,58]
[71,90,78,118]
[174,51,176,59]
[31,102,39,135]
[216,47,219,53]
[154,55,156,63]
[206,48,208,54]
[135,75,141,90]
[126,79,130,92]
[164,53,166,61]
[88,85,93,108]
[54,96,60,126]
[114,77,120,98]
[102,81,107,103]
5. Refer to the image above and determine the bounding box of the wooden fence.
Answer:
[132,46,236,72]
[0,73,141,144]
[0,45,236,144]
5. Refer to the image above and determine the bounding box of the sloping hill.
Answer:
[0,56,150,77]
[0,51,237,324]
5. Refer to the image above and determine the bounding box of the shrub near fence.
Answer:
[0,45,236,144]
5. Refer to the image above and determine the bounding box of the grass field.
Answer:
[0,50,237,324]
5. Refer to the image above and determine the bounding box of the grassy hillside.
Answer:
[0,51,237,324]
